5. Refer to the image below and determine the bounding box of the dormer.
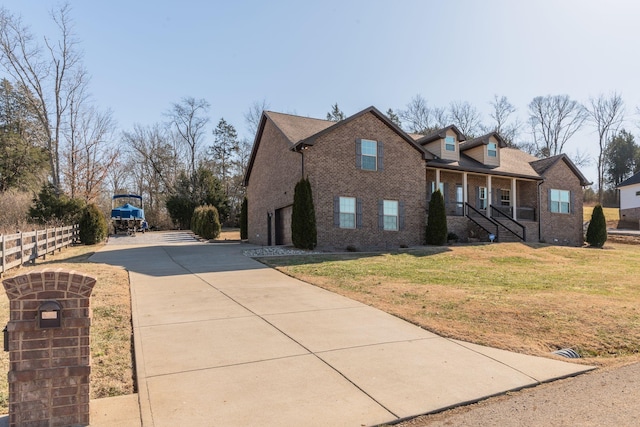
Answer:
[459,132,506,167]
[417,125,465,161]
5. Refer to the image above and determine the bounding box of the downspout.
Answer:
[537,179,544,243]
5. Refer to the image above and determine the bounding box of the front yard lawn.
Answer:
[260,242,640,367]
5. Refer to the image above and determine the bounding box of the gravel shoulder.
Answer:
[397,361,640,427]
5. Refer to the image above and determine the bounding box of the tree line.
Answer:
[330,93,640,205]
[2,3,639,233]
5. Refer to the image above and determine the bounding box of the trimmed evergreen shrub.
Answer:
[191,205,221,240]
[79,203,108,245]
[240,197,248,240]
[291,177,317,249]
[586,204,607,248]
[425,189,448,245]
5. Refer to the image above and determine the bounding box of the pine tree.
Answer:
[326,103,346,122]
[586,204,607,248]
[425,189,448,245]
[291,177,317,249]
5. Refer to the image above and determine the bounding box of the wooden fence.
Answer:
[0,225,79,276]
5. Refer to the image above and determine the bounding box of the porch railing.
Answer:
[465,203,499,240]
[490,206,526,241]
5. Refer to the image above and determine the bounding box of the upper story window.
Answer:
[356,139,383,171]
[361,139,377,170]
[487,142,497,157]
[445,136,456,152]
[550,189,570,214]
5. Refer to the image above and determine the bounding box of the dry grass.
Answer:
[583,205,620,225]
[0,244,134,414]
[261,242,640,367]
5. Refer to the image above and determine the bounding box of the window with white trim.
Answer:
[339,197,356,228]
[445,136,455,151]
[488,142,497,157]
[479,187,487,209]
[550,189,570,213]
[361,139,377,171]
[500,189,510,206]
[383,200,399,231]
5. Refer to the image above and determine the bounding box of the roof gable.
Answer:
[292,106,430,159]
[416,125,466,145]
[618,171,640,188]
[458,132,507,151]
[530,154,591,186]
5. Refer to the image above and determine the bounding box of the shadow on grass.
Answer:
[256,245,454,268]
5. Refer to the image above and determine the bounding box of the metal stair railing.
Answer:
[465,203,499,241]
[490,206,526,241]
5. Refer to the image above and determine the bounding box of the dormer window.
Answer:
[488,142,497,157]
[445,136,455,152]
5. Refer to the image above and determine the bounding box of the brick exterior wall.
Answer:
[539,160,585,246]
[620,207,640,223]
[2,269,96,427]
[246,120,302,246]
[304,112,426,250]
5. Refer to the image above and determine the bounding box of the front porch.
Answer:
[427,168,541,242]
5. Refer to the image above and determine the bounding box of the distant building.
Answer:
[618,171,640,226]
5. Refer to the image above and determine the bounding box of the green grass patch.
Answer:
[261,242,640,365]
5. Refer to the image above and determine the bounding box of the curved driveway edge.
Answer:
[90,233,594,426]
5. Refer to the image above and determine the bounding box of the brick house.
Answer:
[618,171,640,226]
[244,106,591,249]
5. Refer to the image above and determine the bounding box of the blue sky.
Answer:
[4,0,640,184]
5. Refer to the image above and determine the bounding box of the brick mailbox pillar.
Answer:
[3,269,96,427]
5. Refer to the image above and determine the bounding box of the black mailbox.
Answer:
[38,300,62,328]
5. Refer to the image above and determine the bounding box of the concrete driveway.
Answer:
[89,232,593,426]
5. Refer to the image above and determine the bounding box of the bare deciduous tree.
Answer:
[488,95,521,146]
[0,3,85,192]
[587,92,624,202]
[528,94,587,158]
[399,94,445,135]
[165,97,210,178]
[448,101,482,138]
[64,96,117,202]
[244,99,270,137]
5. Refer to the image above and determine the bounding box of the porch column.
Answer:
[435,169,441,190]
[511,178,517,221]
[463,172,468,215]
[487,175,492,217]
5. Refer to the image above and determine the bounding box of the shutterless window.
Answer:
[488,142,497,157]
[550,189,570,213]
[445,136,455,151]
[361,140,377,171]
[339,197,356,228]
[383,200,398,231]
[479,187,487,209]
[636,190,640,196]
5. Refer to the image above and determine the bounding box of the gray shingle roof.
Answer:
[426,148,543,180]
[618,171,640,188]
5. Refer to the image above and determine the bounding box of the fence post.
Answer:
[44,228,48,260]
[32,229,37,264]
[20,231,24,267]
[1,234,4,276]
